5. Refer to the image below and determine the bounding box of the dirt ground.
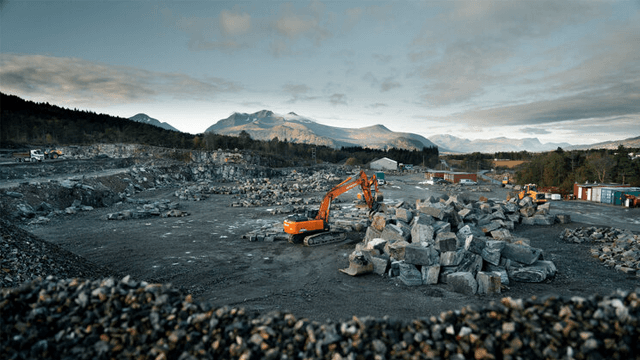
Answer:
[20,170,640,324]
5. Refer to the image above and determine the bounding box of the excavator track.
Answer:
[303,231,346,246]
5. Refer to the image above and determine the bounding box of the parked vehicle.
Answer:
[459,179,477,185]
[375,171,386,185]
[44,149,64,159]
[427,177,446,185]
[12,149,45,162]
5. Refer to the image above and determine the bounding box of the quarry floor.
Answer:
[18,169,639,323]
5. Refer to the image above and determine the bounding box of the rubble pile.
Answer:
[174,169,349,208]
[0,219,117,289]
[344,194,571,294]
[3,275,640,359]
[106,199,188,220]
[560,227,640,276]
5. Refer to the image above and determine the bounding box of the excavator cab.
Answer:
[284,170,380,246]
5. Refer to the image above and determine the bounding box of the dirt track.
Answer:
[18,167,640,323]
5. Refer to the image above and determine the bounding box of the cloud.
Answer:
[521,127,551,135]
[329,93,347,106]
[0,54,240,106]
[458,81,640,126]
[369,103,388,108]
[282,83,316,103]
[219,10,251,36]
[410,1,606,106]
[363,72,402,92]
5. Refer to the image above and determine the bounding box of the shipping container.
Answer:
[600,188,618,204]
[592,187,602,202]
[613,189,640,206]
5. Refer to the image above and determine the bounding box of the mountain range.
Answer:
[204,110,438,150]
[427,134,572,153]
[129,113,179,132]
[130,109,639,153]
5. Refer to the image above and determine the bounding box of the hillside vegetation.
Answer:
[0,92,439,168]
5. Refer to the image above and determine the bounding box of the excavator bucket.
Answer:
[339,251,373,276]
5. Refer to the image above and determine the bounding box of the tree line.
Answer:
[514,147,640,190]
[0,92,439,168]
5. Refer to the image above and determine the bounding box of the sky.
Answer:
[1,0,639,146]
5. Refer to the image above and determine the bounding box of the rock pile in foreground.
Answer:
[560,226,640,277]
[3,276,640,360]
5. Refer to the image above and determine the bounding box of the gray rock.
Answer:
[456,251,483,276]
[371,256,390,275]
[481,240,505,266]
[502,243,542,265]
[404,245,439,266]
[476,271,501,295]
[399,263,423,286]
[447,272,478,295]
[509,260,557,282]
[421,265,441,285]
[395,207,413,224]
[435,232,457,252]
[464,235,486,255]
[411,223,435,246]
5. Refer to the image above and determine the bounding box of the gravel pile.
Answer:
[3,275,640,359]
[560,226,640,276]
[0,219,118,289]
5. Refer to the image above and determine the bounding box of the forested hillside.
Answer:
[0,92,439,168]
[514,147,640,189]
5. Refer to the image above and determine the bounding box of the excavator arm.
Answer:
[283,170,379,245]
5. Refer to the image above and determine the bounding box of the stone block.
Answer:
[364,226,382,243]
[481,240,505,266]
[458,208,472,219]
[481,221,502,234]
[447,272,478,295]
[537,202,551,214]
[371,213,387,231]
[509,260,557,283]
[440,250,463,266]
[502,243,541,265]
[490,229,512,240]
[386,240,410,260]
[503,202,519,213]
[421,265,440,285]
[435,232,458,252]
[555,214,572,224]
[533,215,555,225]
[476,271,501,295]
[404,245,439,266]
[491,210,506,220]
[519,197,534,207]
[399,263,423,286]
[395,207,413,224]
[520,206,536,217]
[418,206,445,220]
[491,269,509,286]
[456,251,483,276]
[365,238,387,253]
[507,213,521,223]
[411,223,435,246]
[412,215,435,226]
[464,235,486,255]
[381,223,410,242]
[371,256,390,275]
[433,221,451,234]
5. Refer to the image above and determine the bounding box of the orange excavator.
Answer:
[283,170,380,246]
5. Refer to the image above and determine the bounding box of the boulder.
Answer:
[481,240,505,266]
[411,224,435,246]
[399,263,423,286]
[435,232,457,252]
[502,243,542,265]
[509,260,557,282]
[447,272,478,295]
[395,207,413,224]
[476,271,501,295]
[421,265,440,285]
[404,245,439,266]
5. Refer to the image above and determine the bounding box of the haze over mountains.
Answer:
[131,109,639,154]
[204,110,438,151]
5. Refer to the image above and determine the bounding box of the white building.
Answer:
[369,157,398,171]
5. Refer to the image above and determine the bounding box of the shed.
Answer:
[443,172,477,184]
[425,170,450,180]
[369,157,398,171]
[573,183,630,201]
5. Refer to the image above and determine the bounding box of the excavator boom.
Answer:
[283,170,379,245]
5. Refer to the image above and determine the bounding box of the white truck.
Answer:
[12,149,45,162]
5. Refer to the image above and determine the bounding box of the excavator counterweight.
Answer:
[283,170,380,246]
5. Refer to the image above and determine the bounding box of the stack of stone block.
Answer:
[347,194,564,295]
